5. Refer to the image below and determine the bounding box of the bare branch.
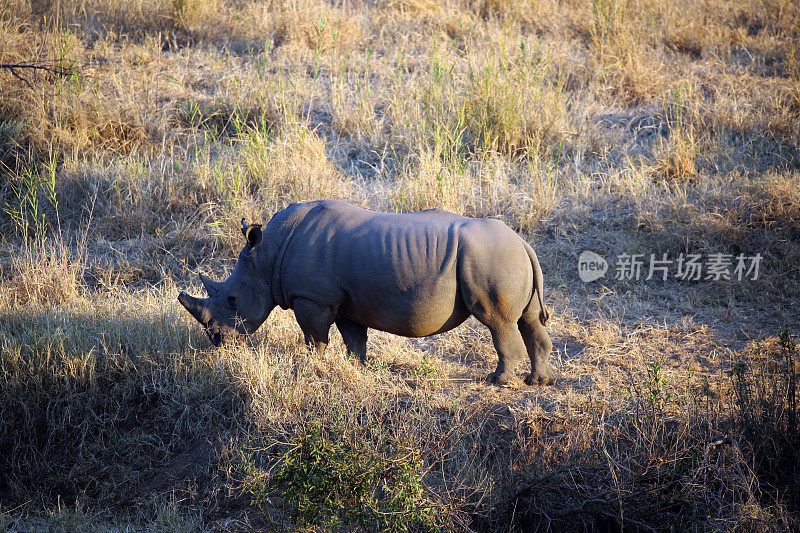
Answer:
[0,62,77,89]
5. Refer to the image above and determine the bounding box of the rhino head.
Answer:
[178,219,275,346]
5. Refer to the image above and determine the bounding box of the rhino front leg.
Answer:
[293,298,334,355]
[335,318,368,364]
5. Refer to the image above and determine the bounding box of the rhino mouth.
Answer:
[201,320,239,347]
[207,328,223,347]
[197,316,238,347]
[179,291,229,346]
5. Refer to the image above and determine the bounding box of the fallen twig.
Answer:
[0,62,76,89]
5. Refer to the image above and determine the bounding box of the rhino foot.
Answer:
[346,350,367,365]
[487,371,515,385]
[524,369,556,386]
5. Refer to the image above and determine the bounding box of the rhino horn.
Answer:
[198,273,223,297]
[178,292,210,325]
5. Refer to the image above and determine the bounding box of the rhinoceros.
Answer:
[178,200,554,385]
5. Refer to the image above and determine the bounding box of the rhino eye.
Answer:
[226,296,237,310]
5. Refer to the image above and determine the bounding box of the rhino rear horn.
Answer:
[178,292,210,325]
[199,273,223,297]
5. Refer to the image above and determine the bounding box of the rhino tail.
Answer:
[522,240,549,326]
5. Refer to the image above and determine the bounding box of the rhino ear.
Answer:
[244,223,263,249]
[240,219,263,248]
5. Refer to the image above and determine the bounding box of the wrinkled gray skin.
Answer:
[178,200,554,385]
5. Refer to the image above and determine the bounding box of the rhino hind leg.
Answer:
[294,298,334,355]
[485,323,529,384]
[518,313,555,386]
[335,318,368,364]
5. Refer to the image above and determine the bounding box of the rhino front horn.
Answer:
[178,292,210,325]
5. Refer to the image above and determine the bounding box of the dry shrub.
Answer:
[755,172,800,227]
[694,73,799,168]
[26,0,268,47]
[663,20,709,58]
[588,15,667,103]
[176,97,277,138]
[3,240,84,308]
[167,0,281,46]
[723,0,800,39]
[506,168,560,232]
[719,172,800,235]
[389,36,570,163]
[7,0,359,57]
[239,123,351,205]
[330,73,382,142]
[645,85,704,182]
[656,1,728,59]
[652,131,698,182]
[39,0,175,39]
[464,46,568,159]
[727,333,800,522]
[385,0,439,15]
[471,0,536,23]
[765,85,800,143]
[393,140,468,214]
[330,96,379,142]
[199,122,353,251]
[171,0,225,34]
[505,390,795,530]
[0,22,150,156]
[259,0,363,54]
[392,147,560,228]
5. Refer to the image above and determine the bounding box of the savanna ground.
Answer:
[1,0,799,530]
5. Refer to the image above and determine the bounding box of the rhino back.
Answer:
[275,201,472,336]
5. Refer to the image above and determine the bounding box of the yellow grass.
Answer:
[1,0,799,530]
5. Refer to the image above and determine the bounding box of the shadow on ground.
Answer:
[0,306,249,509]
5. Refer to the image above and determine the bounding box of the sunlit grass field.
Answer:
[1,0,799,530]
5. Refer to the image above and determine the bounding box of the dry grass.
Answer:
[1,0,799,530]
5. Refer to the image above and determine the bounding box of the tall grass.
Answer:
[1,0,799,529]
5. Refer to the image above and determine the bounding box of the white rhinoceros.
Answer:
[179,200,554,385]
